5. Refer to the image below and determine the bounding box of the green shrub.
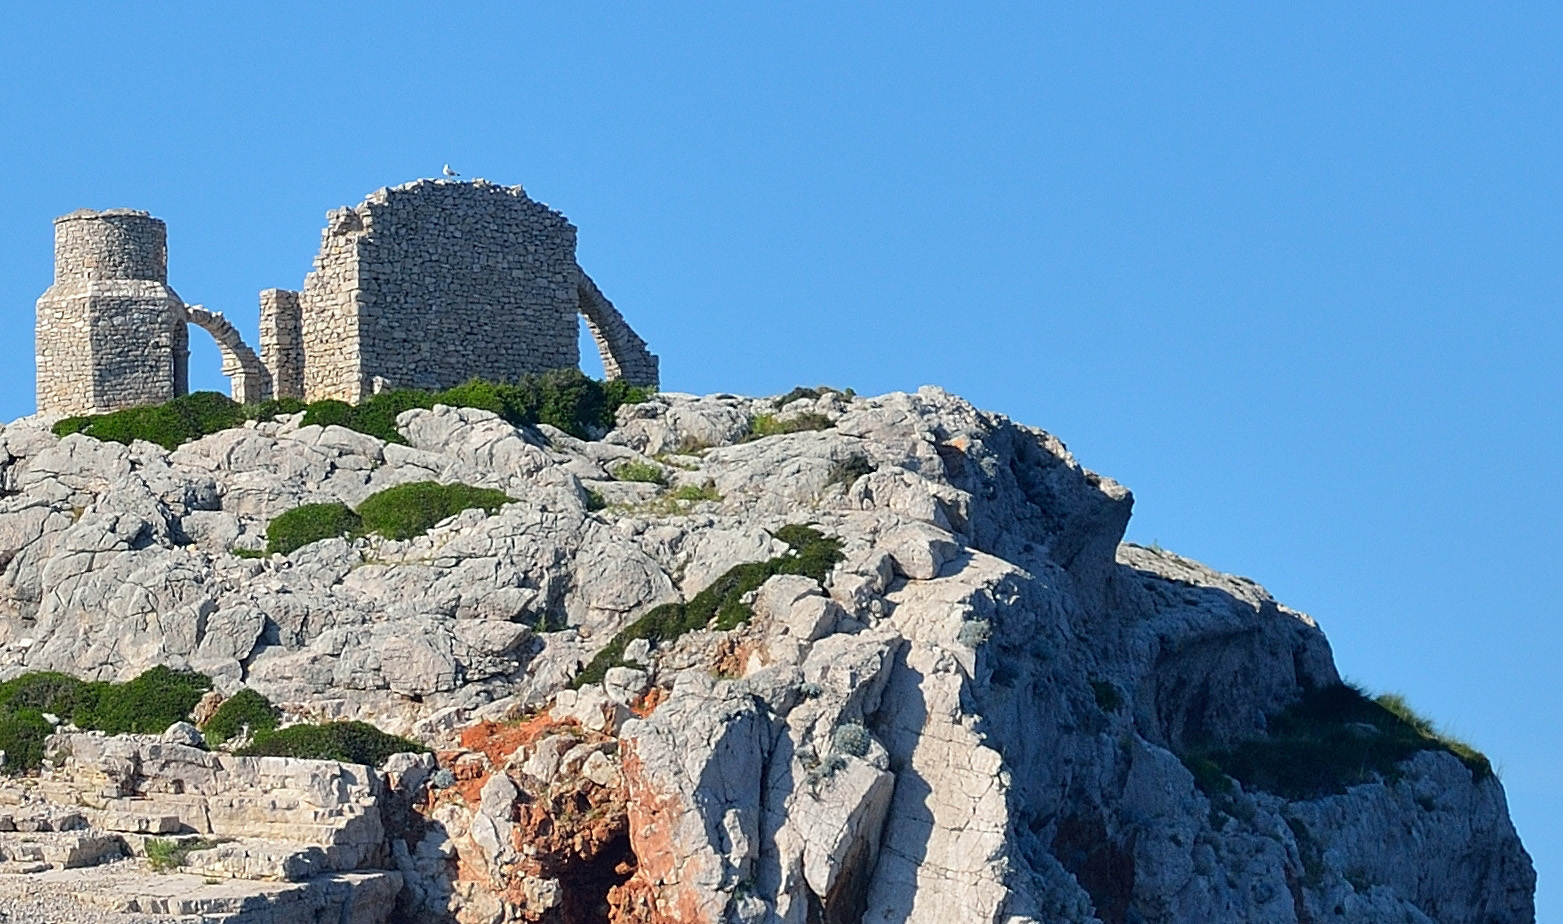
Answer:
[356,481,514,541]
[237,721,428,767]
[827,453,875,489]
[297,370,650,444]
[201,689,279,747]
[0,671,99,716]
[744,412,834,442]
[0,667,216,774]
[1184,683,1492,800]
[1091,680,1125,713]
[573,525,844,688]
[52,392,239,451]
[265,503,363,555]
[73,666,212,736]
[0,709,53,773]
[585,489,608,512]
[670,481,721,503]
[612,461,667,485]
[143,836,221,873]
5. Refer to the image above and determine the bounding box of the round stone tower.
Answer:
[52,209,170,284]
[36,209,189,415]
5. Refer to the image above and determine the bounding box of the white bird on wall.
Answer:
[442,164,460,178]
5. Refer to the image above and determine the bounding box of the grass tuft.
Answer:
[612,461,668,485]
[745,413,834,442]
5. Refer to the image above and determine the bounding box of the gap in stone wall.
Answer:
[578,315,607,379]
[187,333,228,396]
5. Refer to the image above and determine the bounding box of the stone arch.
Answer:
[577,269,660,389]
[184,305,273,404]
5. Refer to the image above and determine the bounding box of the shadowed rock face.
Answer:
[0,386,1536,924]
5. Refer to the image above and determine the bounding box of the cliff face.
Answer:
[0,388,1535,923]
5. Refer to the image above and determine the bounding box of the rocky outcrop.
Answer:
[0,387,1536,923]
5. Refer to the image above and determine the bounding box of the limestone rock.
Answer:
[0,388,1533,924]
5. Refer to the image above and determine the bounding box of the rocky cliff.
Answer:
[0,387,1535,923]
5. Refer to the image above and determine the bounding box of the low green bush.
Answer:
[201,688,279,747]
[53,371,646,451]
[299,369,650,443]
[573,525,844,688]
[265,503,363,555]
[744,412,834,442]
[0,667,213,773]
[1184,683,1492,800]
[50,392,305,451]
[0,709,53,774]
[611,461,668,485]
[356,482,514,541]
[237,721,429,768]
[263,483,514,555]
[74,666,212,736]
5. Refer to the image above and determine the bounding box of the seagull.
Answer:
[442,164,460,178]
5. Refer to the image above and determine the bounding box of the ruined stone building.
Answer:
[35,179,659,416]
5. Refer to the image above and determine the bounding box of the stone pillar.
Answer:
[259,288,304,399]
[35,209,187,416]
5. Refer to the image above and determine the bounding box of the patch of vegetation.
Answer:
[774,386,855,407]
[744,412,835,442]
[300,369,650,443]
[0,710,52,774]
[356,481,514,541]
[52,393,308,451]
[0,667,212,773]
[827,453,875,489]
[670,481,722,503]
[1091,680,1125,713]
[74,666,213,736]
[201,689,279,747]
[584,489,608,512]
[237,721,429,768]
[264,482,513,554]
[573,525,844,689]
[1183,683,1492,800]
[611,461,668,485]
[265,503,363,555]
[144,836,224,873]
[231,547,267,560]
[831,722,872,757]
[956,619,992,648]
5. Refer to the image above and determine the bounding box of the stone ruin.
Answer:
[34,179,659,416]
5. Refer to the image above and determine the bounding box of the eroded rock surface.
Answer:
[0,388,1535,923]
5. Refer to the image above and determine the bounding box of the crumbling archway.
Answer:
[184,305,273,404]
[577,271,660,389]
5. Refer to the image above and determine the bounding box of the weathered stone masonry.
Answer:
[35,210,189,415]
[35,179,659,415]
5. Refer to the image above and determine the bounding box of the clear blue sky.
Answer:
[3,3,1558,913]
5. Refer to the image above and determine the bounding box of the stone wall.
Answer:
[36,180,661,417]
[260,289,304,400]
[297,179,583,403]
[35,210,188,416]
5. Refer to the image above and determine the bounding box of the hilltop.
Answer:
[0,386,1534,923]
